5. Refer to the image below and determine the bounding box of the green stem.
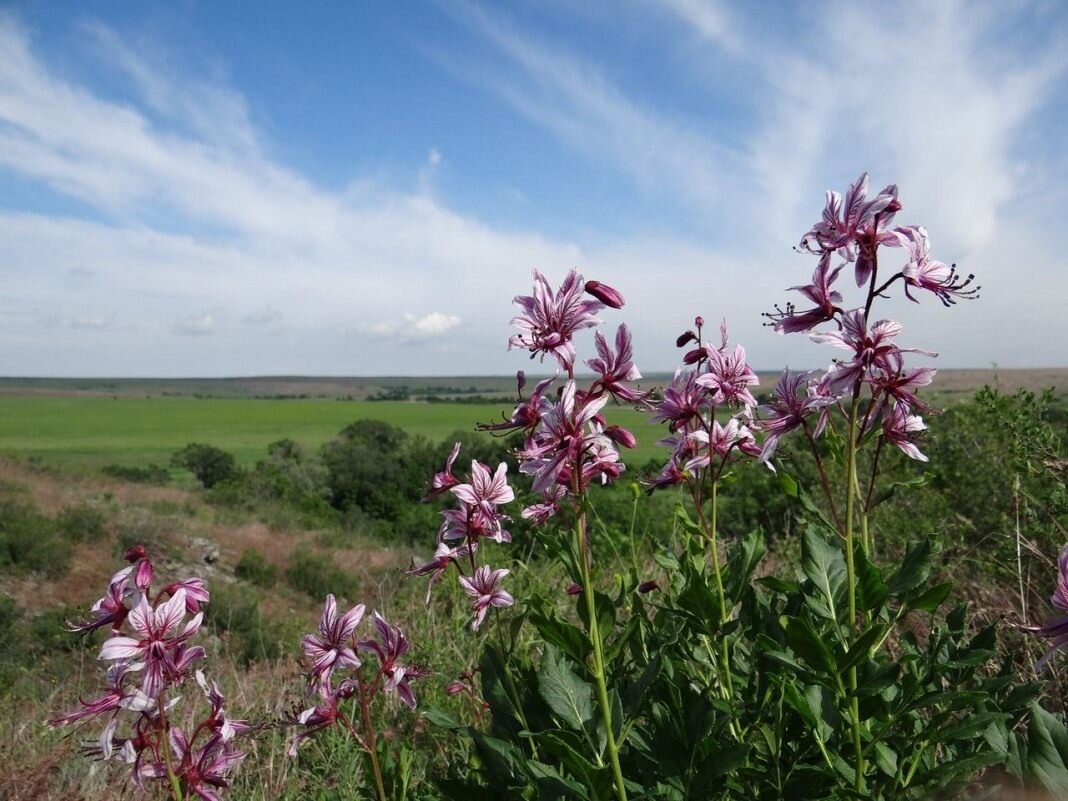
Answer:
[844,396,865,793]
[577,509,628,801]
[157,695,184,801]
[493,609,540,760]
[358,688,389,801]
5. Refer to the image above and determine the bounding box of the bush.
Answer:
[171,443,239,488]
[234,548,279,588]
[202,585,292,666]
[57,504,108,543]
[0,499,72,577]
[285,548,358,601]
[101,463,171,484]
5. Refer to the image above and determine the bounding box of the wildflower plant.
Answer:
[290,596,427,801]
[51,546,247,801]
[418,178,1068,801]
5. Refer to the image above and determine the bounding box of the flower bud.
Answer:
[676,331,697,348]
[134,558,154,592]
[446,682,466,695]
[584,280,625,309]
[694,315,705,328]
[683,348,704,365]
[124,544,147,563]
[566,583,583,596]
[516,370,526,394]
[637,580,660,594]
[604,425,637,449]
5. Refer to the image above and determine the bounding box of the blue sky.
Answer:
[1,1,1066,376]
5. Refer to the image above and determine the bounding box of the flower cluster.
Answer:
[409,448,516,630]
[52,546,247,800]
[1021,546,1068,670]
[760,172,977,467]
[649,318,762,490]
[290,596,427,756]
[493,271,646,521]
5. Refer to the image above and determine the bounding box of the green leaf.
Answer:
[841,623,889,672]
[787,616,838,676]
[538,644,594,731]
[873,741,898,777]
[869,471,931,510]
[801,527,846,623]
[422,705,463,731]
[906,581,953,613]
[531,730,598,791]
[724,529,765,598]
[887,539,935,597]
[779,473,838,533]
[853,542,888,611]
[530,607,589,666]
[1026,703,1068,798]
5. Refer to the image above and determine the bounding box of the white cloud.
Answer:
[173,312,218,337]
[243,306,283,326]
[349,311,462,344]
[69,312,115,330]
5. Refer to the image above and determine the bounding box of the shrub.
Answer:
[0,499,71,577]
[203,585,292,666]
[171,443,239,488]
[285,547,358,601]
[101,463,171,484]
[235,547,279,588]
[57,504,108,543]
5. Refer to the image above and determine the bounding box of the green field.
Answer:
[0,396,666,469]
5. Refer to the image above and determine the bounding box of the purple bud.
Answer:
[124,544,147,563]
[134,558,153,592]
[446,682,465,695]
[676,331,697,348]
[683,348,704,365]
[516,370,527,394]
[694,315,705,328]
[605,425,637,449]
[585,280,625,309]
[637,580,660,594]
[566,583,583,596]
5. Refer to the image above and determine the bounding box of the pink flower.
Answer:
[68,565,133,634]
[479,375,556,434]
[765,252,843,334]
[881,403,928,462]
[424,441,462,499]
[652,370,706,433]
[287,679,355,757]
[452,461,516,515]
[684,418,761,471]
[521,485,566,525]
[98,589,204,698]
[48,661,152,727]
[756,369,836,463]
[509,269,603,371]
[406,541,474,604]
[800,173,903,287]
[897,226,980,306]
[1020,547,1068,670]
[301,594,365,686]
[696,342,759,408]
[458,566,515,631]
[195,670,251,743]
[586,323,647,404]
[164,578,211,614]
[142,726,245,800]
[360,612,426,710]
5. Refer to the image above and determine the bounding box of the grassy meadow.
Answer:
[1,372,1066,799]
[0,395,663,469]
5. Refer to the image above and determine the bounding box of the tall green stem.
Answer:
[358,690,389,801]
[576,509,628,801]
[844,396,865,793]
[157,696,184,801]
[707,480,740,738]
